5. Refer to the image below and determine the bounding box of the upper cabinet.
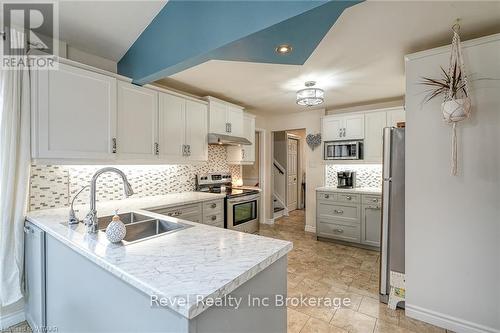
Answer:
[31,61,210,164]
[158,93,208,162]
[322,114,364,141]
[32,62,117,159]
[363,111,387,162]
[207,97,244,137]
[227,113,256,164]
[322,107,405,162]
[117,82,158,159]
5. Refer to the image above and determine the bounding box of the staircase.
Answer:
[273,159,288,219]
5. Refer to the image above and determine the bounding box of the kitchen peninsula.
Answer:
[25,193,292,333]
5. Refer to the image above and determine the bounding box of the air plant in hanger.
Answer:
[420,62,468,104]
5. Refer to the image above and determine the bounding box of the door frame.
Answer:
[286,134,300,212]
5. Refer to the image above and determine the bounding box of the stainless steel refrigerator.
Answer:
[379,127,405,305]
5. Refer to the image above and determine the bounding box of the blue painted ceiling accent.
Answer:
[118,1,361,85]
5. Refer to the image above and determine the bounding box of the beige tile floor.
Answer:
[259,210,453,333]
[4,210,452,333]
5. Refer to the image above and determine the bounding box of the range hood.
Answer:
[208,133,251,146]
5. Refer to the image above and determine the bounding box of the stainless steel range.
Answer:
[196,172,260,234]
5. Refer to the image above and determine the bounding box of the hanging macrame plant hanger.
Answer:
[441,23,472,175]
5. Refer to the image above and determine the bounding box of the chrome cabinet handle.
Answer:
[154,142,159,155]
[372,198,378,202]
[211,203,217,209]
[324,194,330,199]
[112,138,117,153]
[334,228,344,233]
[211,215,217,221]
[346,196,352,200]
[334,209,344,214]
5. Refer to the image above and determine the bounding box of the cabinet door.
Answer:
[227,106,244,137]
[322,116,343,141]
[158,93,185,160]
[208,101,227,135]
[35,63,116,159]
[242,115,256,162]
[117,82,158,159]
[364,111,387,162]
[343,114,365,140]
[185,100,208,161]
[386,108,406,127]
[361,205,381,247]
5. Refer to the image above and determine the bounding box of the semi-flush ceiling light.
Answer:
[275,44,292,55]
[296,81,324,106]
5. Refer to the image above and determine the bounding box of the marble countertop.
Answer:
[316,186,382,195]
[26,192,292,319]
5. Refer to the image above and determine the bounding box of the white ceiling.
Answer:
[58,0,167,61]
[156,1,500,114]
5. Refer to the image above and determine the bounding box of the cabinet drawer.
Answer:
[362,195,382,205]
[203,212,224,228]
[203,200,223,215]
[318,202,360,223]
[178,212,201,223]
[152,203,201,218]
[336,193,360,204]
[317,220,360,243]
[317,192,337,202]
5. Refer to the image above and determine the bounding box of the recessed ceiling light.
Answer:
[275,44,292,55]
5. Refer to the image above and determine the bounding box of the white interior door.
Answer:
[287,138,298,211]
[117,82,158,159]
[158,93,185,160]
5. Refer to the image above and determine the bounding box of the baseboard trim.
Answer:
[304,225,316,233]
[0,308,25,330]
[261,218,275,225]
[406,304,499,333]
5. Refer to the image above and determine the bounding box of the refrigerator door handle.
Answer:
[383,127,392,181]
[380,179,391,295]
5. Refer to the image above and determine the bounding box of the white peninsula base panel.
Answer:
[44,231,287,333]
[316,187,382,249]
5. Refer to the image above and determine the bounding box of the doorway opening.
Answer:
[271,129,306,221]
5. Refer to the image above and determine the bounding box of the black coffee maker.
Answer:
[337,171,356,189]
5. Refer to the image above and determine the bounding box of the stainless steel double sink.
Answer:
[64,212,191,245]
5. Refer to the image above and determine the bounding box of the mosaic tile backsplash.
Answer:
[29,146,241,211]
[325,164,383,188]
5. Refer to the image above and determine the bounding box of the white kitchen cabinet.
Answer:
[32,62,117,159]
[158,93,185,160]
[207,97,244,137]
[321,114,364,141]
[321,116,343,141]
[185,100,208,161]
[363,111,387,162]
[343,114,364,140]
[361,202,382,247]
[158,93,208,162]
[227,113,255,164]
[386,107,406,127]
[117,81,158,159]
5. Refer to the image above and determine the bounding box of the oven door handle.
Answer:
[227,194,260,203]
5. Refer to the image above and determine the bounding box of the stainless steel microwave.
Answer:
[324,140,363,160]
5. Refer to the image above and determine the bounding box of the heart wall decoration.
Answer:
[306,133,322,150]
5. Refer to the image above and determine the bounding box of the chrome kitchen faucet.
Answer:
[83,167,134,233]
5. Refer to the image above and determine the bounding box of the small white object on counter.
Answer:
[316,186,382,195]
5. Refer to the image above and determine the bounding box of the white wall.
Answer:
[405,34,500,333]
[255,109,325,229]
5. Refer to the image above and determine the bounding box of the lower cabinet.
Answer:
[316,191,381,248]
[147,199,224,228]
